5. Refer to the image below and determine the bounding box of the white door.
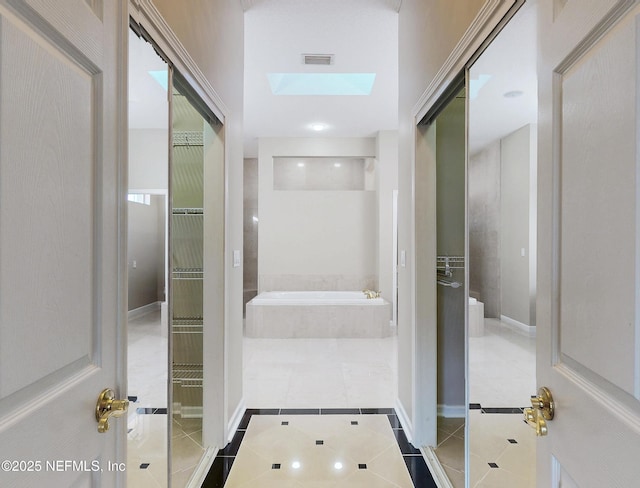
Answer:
[0,0,127,487]
[536,0,640,485]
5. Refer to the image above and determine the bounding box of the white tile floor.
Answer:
[469,318,536,407]
[127,312,536,488]
[243,336,398,408]
[434,317,537,488]
[127,310,204,488]
[224,415,414,488]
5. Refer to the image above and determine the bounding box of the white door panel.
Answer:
[537,0,640,486]
[0,0,125,486]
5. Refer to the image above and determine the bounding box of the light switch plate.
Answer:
[400,250,406,267]
[233,250,241,268]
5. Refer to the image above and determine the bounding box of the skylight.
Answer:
[469,74,491,100]
[148,70,168,91]
[267,73,376,96]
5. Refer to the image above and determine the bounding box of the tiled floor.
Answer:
[128,312,536,488]
[127,310,205,488]
[243,336,398,408]
[202,409,436,488]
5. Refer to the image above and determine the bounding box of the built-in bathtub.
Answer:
[245,291,394,338]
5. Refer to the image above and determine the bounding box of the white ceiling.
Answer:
[128,29,168,130]
[243,0,399,157]
[468,3,537,154]
[127,2,536,157]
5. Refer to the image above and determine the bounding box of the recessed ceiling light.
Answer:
[292,461,301,469]
[297,162,305,168]
[504,90,524,98]
[334,462,343,470]
[334,162,341,168]
[311,123,326,131]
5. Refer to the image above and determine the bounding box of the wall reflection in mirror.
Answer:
[467,3,537,487]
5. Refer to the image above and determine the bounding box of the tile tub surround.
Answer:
[258,274,378,293]
[202,409,437,488]
[245,292,394,338]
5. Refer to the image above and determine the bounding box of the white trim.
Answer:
[437,404,466,418]
[500,314,537,337]
[412,0,517,121]
[185,446,218,488]
[422,447,454,488]
[130,0,229,123]
[127,301,162,321]
[227,399,246,443]
[395,398,414,443]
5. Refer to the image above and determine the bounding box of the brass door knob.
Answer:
[524,386,554,436]
[96,388,129,433]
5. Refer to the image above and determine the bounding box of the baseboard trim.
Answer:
[422,446,455,488]
[395,398,414,443]
[128,301,162,321]
[185,446,217,488]
[500,315,536,337]
[437,404,466,418]
[227,398,246,442]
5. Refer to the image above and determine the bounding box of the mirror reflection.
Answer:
[467,3,538,487]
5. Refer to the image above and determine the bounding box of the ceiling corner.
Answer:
[240,0,259,11]
[385,0,402,12]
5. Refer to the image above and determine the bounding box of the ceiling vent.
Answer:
[302,54,334,66]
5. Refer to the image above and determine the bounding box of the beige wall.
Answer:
[398,0,493,443]
[147,0,245,440]
[258,137,378,291]
[469,141,501,317]
[376,131,399,302]
[129,128,169,190]
[500,124,534,326]
[127,196,165,310]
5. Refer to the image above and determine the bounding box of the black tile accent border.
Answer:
[218,431,245,457]
[320,408,360,415]
[482,407,524,414]
[471,403,530,414]
[201,456,233,488]
[280,408,320,415]
[201,407,437,488]
[404,455,438,488]
[135,407,167,415]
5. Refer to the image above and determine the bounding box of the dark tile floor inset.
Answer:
[404,455,438,488]
[200,456,234,488]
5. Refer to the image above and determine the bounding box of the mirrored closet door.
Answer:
[466,3,537,487]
